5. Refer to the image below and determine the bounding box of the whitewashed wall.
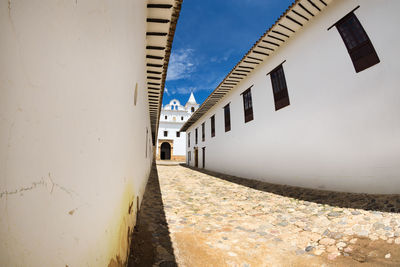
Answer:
[0,0,153,266]
[157,122,187,156]
[186,0,400,194]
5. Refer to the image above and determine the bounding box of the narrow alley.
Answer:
[129,164,400,266]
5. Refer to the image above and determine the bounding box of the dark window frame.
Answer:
[188,132,190,147]
[191,107,195,112]
[334,10,380,73]
[224,103,231,132]
[164,115,167,120]
[195,128,198,144]
[202,147,205,168]
[201,122,205,142]
[269,63,290,111]
[163,131,168,137]
[210,115,215,137]
[241,86,254,123]
[181,116,184,121]
[176,131,180,138]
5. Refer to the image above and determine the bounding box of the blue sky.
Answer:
[163,0,294,106]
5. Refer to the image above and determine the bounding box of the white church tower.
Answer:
[157,92,199,161]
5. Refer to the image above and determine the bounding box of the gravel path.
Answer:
[130,164,400,266]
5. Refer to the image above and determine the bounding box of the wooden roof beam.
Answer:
[147,4,173,8]
[147,18,170,23]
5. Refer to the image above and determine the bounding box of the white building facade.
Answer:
[181,0,400,194]
[0,1,182,266]
[157,93,198,161]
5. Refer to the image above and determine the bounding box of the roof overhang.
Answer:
[180,0,332,132]
[146,0,183,143]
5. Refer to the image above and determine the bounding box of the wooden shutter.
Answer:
[224,104,231,132]
[211,115,215,137]
[242,88,254,123]
[270,65,290,110]
[336,12,379,73]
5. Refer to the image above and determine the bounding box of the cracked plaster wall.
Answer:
[0,0,152,266]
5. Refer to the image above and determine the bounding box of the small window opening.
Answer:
[211,115,215,137]
[201,122,205,142]
[224,104,231,132]
[335,12,380,73]
[270,64,290,111]
[242,87,254,123]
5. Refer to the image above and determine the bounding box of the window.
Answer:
[241,87,254,123]
[176,131,180,138]
[171,106,174,110]
[163,131,168,137]
[164,115,167,120]
[270,64,290,111]
[224,104,231,132]
[201,123,205,142]
[195,128,198,144]
[191,107,195,112]
[188,133,190,147]
[188,151,191,162]
[173,101,176,104]
[181,116,184,121]
[335,12,379,73]
[202,147,205,168]
[210,115,215,137]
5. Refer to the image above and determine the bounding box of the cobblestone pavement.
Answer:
[130,164,400,266]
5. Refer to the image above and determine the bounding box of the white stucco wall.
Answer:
[0,0,153,266]
[157,122,187,156]
[186,0,400,194]
[157,97,196,157]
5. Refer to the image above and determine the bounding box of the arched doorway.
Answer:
[160,142,171,160]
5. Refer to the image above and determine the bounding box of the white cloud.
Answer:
[176,87,197,95]
[166,49,196,81]
[164,87,170,96]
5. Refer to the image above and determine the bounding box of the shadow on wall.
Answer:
[180,164,400,213]
[128,164,177,267]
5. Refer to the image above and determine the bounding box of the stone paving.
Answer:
[130,164,400,266]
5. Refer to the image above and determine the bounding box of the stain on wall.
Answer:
[106,184,143,267]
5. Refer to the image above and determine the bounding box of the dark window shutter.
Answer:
[224,104,231,132]
[336,12,379,73]
[270,65,290,110]
[211,115,215,137]
[242,88,254,123]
